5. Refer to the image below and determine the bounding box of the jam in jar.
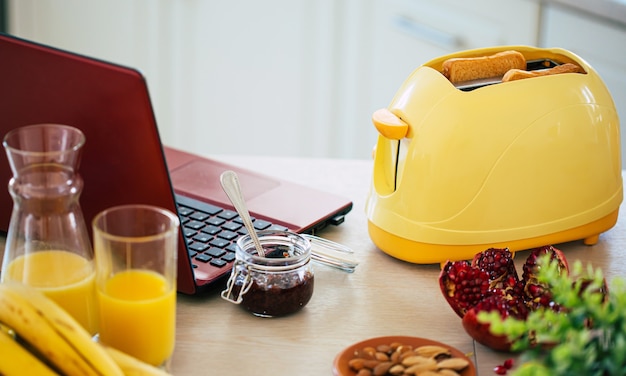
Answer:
[221,230,314,317]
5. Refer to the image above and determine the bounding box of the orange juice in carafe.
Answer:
[1,124,97,334]
[2,250,98,333]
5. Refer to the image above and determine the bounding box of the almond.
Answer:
[437,369,461,376]
[388,364,405,375]
[401,355,431,367]
[404,357,437,374]
[419,372,443,376]
[437,357,469,371]
[372,361,394,376]
[414,345,451,358]
[348,358,366,370]
[375,351,390,361]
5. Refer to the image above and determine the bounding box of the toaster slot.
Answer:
[456,58,562,91]
[526,58,559,71]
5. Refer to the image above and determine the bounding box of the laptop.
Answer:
[0,33,353,295]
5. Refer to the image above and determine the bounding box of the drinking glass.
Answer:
[92,205,179,368]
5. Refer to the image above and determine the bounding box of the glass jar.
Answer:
[221,230,314,317]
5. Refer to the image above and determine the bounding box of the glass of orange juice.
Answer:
[92,205,179,369]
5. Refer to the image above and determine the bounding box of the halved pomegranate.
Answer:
[439,246,570,352]
[462,294,529,351]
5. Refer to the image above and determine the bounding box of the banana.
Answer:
[104,346,173,376]
[0,325,59,376]
[0,281,123,376]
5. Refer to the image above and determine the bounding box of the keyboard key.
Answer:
[217,230,238,241]
[234,216,255,224]
[177,206,194,217]
[201,225,221,235]
[253,219,272,230]
[205,247,226,258]
[190,211,211,221]
[182,228,197,238]
[192,233,212,243]
[222,252,236,262]
[184,220,205,230]
[206,217,225,227]
[209,238,230,248]
[269,224,289,231]
[218,210,238,220]
[222,222,242,232]
[196,203,223,216]
[210,259,227,267]
[195,254,211,263]
[189,242,209,252]
[176,195,223,215]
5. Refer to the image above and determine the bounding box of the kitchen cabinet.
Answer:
[540,3,626,166]
[366,0,541,117]
[350,0,542,159]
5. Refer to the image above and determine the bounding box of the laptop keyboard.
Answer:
[175,194,289,284]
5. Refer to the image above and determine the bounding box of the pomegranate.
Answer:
[439,245,569,352]
[462,294,529,351]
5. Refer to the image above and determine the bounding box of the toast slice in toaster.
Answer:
[502,62,584,82]
[442,50,526,83]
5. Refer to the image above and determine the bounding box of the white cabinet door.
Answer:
[362,0,541,154]
[366,0,541,107]
[540,4,626,166]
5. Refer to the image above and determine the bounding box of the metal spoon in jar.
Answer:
[219,170,358,272]
[219,170,266,257]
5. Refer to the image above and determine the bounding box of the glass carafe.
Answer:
[1,123,98,334]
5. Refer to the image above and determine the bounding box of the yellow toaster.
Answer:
[365,45,622,264]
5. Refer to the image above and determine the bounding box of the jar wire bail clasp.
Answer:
[221,260,253,304]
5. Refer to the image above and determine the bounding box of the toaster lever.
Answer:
[372,108,409,140]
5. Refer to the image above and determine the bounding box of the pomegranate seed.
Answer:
[494,365,508,375]
[504,358,514,369]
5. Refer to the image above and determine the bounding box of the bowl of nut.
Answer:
[332,335,476,376]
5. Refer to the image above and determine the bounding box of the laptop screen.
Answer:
[0,33,198,293]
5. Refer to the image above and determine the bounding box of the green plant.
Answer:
[479,254,626,376]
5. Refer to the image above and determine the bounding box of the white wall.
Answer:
[11,0,622,163]
[8,0,381,159]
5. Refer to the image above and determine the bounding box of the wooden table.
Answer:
[170,155,626,375]
[2,156,625,375]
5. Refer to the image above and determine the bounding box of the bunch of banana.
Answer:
[0,281,171,376]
